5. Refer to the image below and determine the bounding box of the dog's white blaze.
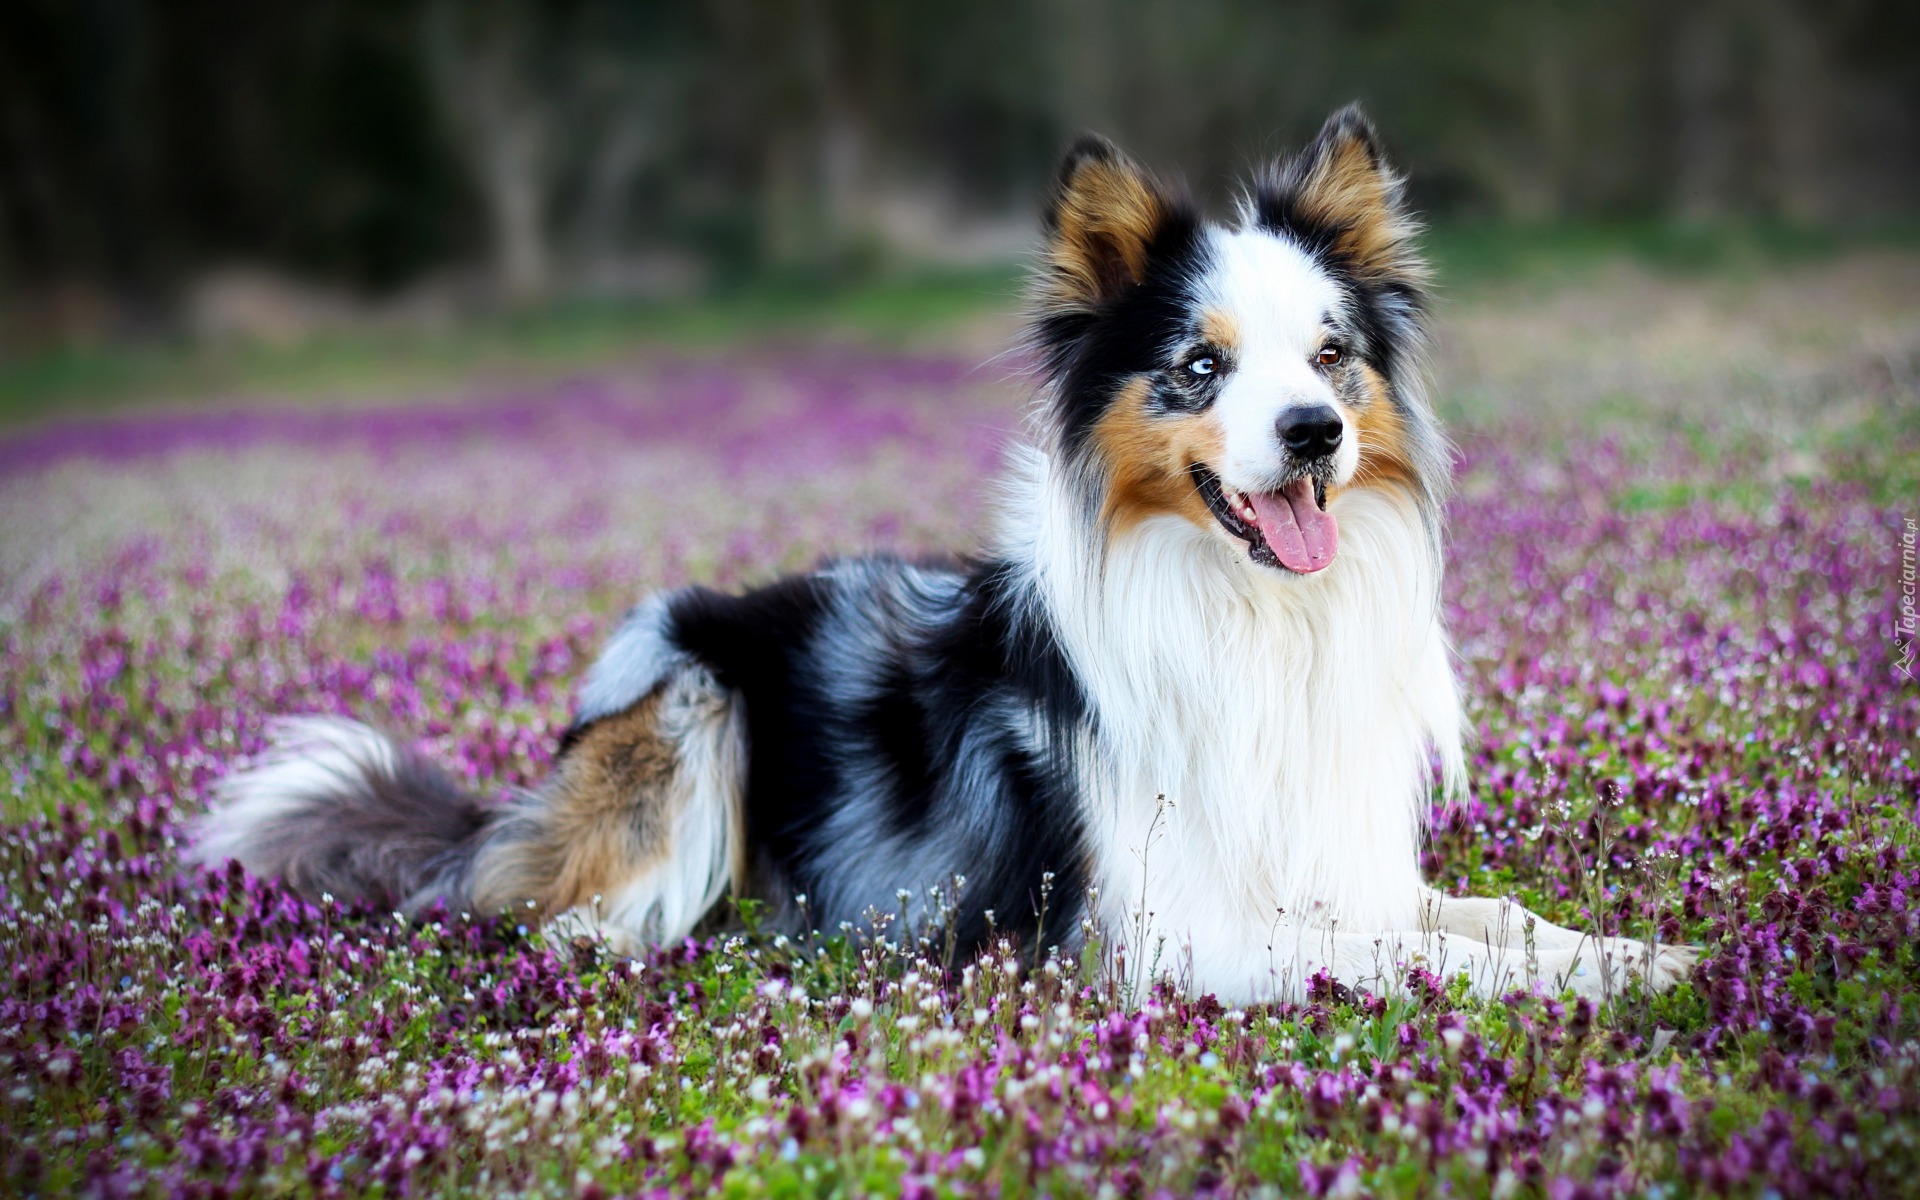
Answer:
[1003,440,1464,1002]
[1202,228,1362,490]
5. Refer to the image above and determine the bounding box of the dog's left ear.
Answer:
[1258,104,1423,288]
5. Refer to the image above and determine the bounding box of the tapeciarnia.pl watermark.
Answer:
[1898,517,1918,681]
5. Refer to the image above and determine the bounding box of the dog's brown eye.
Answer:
[1317,346,1343,366]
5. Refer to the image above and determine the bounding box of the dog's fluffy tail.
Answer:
[191,668,747,947]
[188,717,495,913]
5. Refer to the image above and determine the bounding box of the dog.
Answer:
[191,107,1696,1005]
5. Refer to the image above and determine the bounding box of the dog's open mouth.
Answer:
[1192,465,1338,573]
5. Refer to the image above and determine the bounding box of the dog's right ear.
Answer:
[1040,136,1177,308]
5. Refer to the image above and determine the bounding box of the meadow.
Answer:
[3,237,1918,1197]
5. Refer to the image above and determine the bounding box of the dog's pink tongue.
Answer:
[1250,479,1337,573]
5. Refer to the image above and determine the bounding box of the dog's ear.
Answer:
[1040,135,1179,307]
[1258,104,1423,287]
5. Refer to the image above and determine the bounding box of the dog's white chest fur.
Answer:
[1010,451,1464,995]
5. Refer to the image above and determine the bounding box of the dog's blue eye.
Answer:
[1187,356,1216,376]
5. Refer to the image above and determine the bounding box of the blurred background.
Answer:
[0,0,1916,416]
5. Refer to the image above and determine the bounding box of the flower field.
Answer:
[3,254,1918,1197]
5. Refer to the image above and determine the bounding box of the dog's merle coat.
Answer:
[600,557,1090,950]
[193,108,1698,1003]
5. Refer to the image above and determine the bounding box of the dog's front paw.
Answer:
[1641,942,1702,991]
[1554,937,1700,1000]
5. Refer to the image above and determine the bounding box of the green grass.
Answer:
[0,263,1027,428]
[1423,217,1920,290]
[6,220,1916,431]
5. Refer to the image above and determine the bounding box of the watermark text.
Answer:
[1898,517,1917,681]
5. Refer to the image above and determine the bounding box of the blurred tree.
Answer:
[1,0,1914,342]
[424,0,559,304]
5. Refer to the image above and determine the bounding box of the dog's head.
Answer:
[1029,106,1444,577]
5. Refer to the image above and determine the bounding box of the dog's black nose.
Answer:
[1276,405,1343,459]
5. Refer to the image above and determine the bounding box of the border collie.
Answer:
[192,107,1695,1005]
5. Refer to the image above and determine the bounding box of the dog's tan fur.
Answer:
[1342,363,1422,496]
[1292,126,1426,288]
[472,693,679,919]
[1091,378,1228,535]
[1199,308,1241,354]
[1045,148,1170,307]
